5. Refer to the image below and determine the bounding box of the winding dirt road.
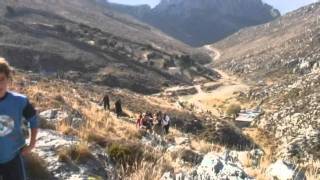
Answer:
[204,45,221,61]
[163,45,249,115]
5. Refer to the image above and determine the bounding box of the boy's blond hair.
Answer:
[0,57,11,78]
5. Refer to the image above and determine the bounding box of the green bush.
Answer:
[107,143,143,167]
[226,104,241,117]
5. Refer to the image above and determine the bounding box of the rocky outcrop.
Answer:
[266,160,306,180]
[161,152,253,180]
[32,130,115,179]
[200,120,256,150]
[213,2,320,82]
[248,71,320,163]
[209,2,320,165]
[39,109,85,129]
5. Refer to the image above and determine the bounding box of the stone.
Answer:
[39,109,68,124]
[161,172,174,180]
[195,153,252,180]
[32,130,115,179]
[266,160,305,180]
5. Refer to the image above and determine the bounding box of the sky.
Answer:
[108,0,317,14]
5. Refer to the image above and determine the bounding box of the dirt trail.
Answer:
[162,45,249,115]
[204,45,221,61]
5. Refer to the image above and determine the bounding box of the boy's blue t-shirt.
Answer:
[0,91,38,164]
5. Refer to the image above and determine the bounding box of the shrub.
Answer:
[25,153,52,179]
[58,143,94,164]
[179,55,194,69]
[86,133,109,147]
[107,143,143,168]
[200,121,256,150]
[180,149,203,165]
[190,52,212,65]
[226,104,241,118]
[38,116,56,130]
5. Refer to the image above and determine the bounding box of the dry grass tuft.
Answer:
[304,160,320,180]
[58,143,94,164]
[24,153,53,179]
[190,139,224,154]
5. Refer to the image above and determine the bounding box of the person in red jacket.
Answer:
[136,113,143,128]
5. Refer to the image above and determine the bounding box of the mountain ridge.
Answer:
[0,0,219,94]
[106,0,280,46]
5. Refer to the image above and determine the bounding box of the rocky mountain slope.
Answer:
[1,0,319,179]
[107,0,280,46]
[213,2,320,82]
[0,0,219,94]
[11,69,264,180]
[11,62,311,180]
[211,2,320,166]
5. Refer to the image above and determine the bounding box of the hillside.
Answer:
[107,0,280,46]
[209,1,320,168]
[212,2,320,83]
[0,0,219,94]
[0,0,319,179]
[11,68,263,180]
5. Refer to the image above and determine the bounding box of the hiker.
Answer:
[102,94,110,110]
[162,113,170,134]
[144,112,153,132]
[0,57,38,180]
[136,113,143,128]
[152,113,157,125]
[115,99,122,117]
[156,111,162,125]
[146,111,153,119]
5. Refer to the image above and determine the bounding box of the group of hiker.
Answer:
[102,94,170,134]
[101,94,122,117]
[136,111,171,135]
[101,94,171,135]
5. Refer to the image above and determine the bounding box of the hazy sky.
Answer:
[108,0,317,14]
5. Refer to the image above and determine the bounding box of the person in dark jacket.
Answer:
[102,94,110,111]
[115,99,122,117]
[156,111,162,126]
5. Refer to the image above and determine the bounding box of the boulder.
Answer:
[195,153,252,180]
[39,109,68,124]
[161,172,174,180]
[39,109,85,129]
[266,160,305,180]
[32,130,115,180]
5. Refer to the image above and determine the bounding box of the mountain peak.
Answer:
[108,0,280,46]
